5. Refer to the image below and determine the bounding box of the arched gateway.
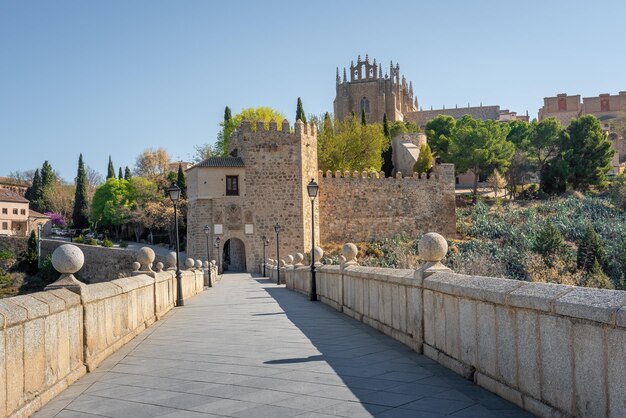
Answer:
[223,238,246,272]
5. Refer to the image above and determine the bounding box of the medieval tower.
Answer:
[334,55,418,124]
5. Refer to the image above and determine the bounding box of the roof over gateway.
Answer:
[194,157,245,168]
[0,187,29,203]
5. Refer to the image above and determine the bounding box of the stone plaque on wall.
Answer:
[214,224,223,234]
[225,204,243,230]
[245,224,254,235]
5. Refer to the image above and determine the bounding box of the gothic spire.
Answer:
[343,67,347,83]
[336,67,340,84]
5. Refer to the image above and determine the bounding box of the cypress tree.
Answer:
[296,97,306,123]
[224,106,232,122]
[39,161,55,212]
[177,164,187,199]
[381,114,393,177]
[118,167,123,180]
[582,260,614,289]
[361,109,367,126]
[25,168,41,202]
[124,166,132,180]
[25,230,39,274]
[577,223,608,272]
[533,221,565,259]
[72,154,90,229]
[107,156,115,179]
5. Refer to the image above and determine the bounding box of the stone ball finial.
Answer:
[294,253,304,265]
[185,258,195,269]
[418,232,448,263]
[132,261,141,271]
[52,244,84,274]
[286,255,294,265]
[155,262,164,272]
[313,246,324,263]
[203,260,209,268]
[166,252,177,269]
[195,259,203,269]
[342,243,358,263]
[136,247,156,270]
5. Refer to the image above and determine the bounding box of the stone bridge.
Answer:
[0,234,625,417]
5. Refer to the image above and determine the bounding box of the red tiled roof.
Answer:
[0,188,29,203]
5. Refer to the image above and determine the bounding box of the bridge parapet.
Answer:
[0,244,216,418]
[274,233,626,418]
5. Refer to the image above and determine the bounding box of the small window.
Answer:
[226,176,239,196]
[360,97,370,113]
[1,222,7,230]
[20,209,26,215]
[13,208,18,215]
[1,208,6,215]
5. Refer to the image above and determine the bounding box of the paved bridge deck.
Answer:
[34,273,532,418]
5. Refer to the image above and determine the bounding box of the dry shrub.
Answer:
[447,253,508,279]
[524,253,583,286]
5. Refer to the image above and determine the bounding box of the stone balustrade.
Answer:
[0,244,218,418]
[270,233,626,418]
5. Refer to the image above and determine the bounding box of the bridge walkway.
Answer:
[34,273,532,418]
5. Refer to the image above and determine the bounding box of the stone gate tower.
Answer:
[334,55,418,123]
[186,120,319,274]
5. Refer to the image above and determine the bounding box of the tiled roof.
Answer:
[29,210,50,219]
[0,188,29,203]
[195,157,245,168]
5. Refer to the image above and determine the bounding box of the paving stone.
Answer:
[34,273,530,418]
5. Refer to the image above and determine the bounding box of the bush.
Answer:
[101,239,113,248]
[533,221,565,259]
[87,238,98,246]
[0,250,14,261]
[74,235,84,243]
[39,255,59,283]
[119,241,128,248]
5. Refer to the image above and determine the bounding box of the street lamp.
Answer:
[215,236,221,274]
[167,182,184,307]
[262,236,269,277]
[204,224,212,287]
[274,223,282,284]
[307,179,319,301]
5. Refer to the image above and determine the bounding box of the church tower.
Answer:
[333,55,418,123]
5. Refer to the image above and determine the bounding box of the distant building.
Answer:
[334,55,525,127]
[538,91,626,126]
[0,188,50,237]
[169,161,192,173]
[0,177,30,197]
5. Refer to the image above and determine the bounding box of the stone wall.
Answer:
[0,247,209,418]
[275,236,626,418]
[318,164,456,243]
[40,240,168,283]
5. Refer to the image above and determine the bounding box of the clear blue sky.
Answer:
[1,0,625,181]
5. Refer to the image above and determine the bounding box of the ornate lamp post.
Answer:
[215,236,221,274]
[307,179,319,301]
[274,223,282,284]
[262,236,269,277]
[167,183,184,307]
[204,224,212,287]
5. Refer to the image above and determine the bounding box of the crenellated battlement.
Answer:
[318,163,455,184]
[234,119,317,136]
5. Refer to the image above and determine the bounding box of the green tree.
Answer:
[124,166,132,180]
[414,144,433,174]
[533,221,565,259]
[582,260,614,289]
[577,223,608,273]
[562,115,614,190]
[24,230,39,274]
[25,168,41,205]
[381,113,393,177]
[448,116,515,202]
[506,119,533,149]
[318,114,388,172]
[177,163,187,199]
[425,115,456,160]
[107,156,115,179]
[118,167,123,180]
[296,97,306,123]
[215,107,285,156]
[361,109,367,126]
[540,157,569,194]
[72,154,90,229]
[91,178,132,239]
[528,118,563,182]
